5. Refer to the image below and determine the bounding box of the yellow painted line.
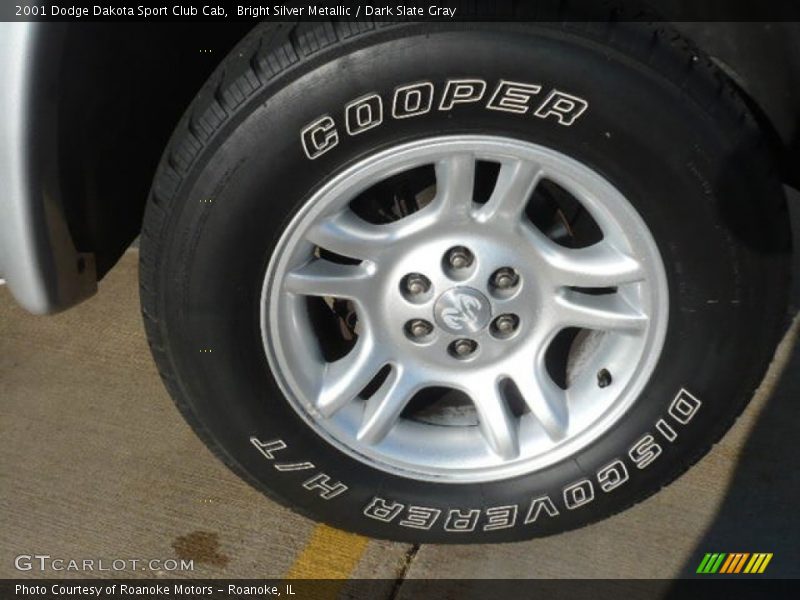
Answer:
[284,524,370,580]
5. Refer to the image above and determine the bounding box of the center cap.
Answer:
[434,287,492,335]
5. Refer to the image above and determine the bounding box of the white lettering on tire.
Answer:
[363,497,404,522]
[350,388,705,533]
[668,388,702,424]
[533,89,589,126]
[524,495,560,524]
[250,436,349,499]
[274,461,315,471]
[444,509,481,532]
[250,436,286,459]
[345,94,383,136]
[486,80,543,114]
[300,115,339,160]
[629,434,662,470]
[302,473,348,500]
[302,77,590,159]
[656,418,678,441]
[483,505,518,531]
[563,480,595,510]
[439,78,487,111]
[392,81,435,119]
[597,459,629,492]
[399,506,442,530]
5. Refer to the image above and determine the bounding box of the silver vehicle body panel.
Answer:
[0,23,96,314]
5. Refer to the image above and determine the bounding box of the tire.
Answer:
[139,20,791,543]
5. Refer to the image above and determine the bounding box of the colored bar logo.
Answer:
[696,553,773,574]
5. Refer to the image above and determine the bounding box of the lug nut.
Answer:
[490,267,520,291]
[403,273,431,296]
[445,246,474,270]
[449,338,478,359]
[406,319,434,340]
[491,314,519,338]
[597,369,613,388]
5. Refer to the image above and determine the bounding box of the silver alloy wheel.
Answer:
[262,136,669,482]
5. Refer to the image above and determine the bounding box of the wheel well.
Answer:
[51,23,253,278]
[674,22,800,188]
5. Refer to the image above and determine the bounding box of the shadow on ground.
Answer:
[675,327,800,578]
[673,189,800,579]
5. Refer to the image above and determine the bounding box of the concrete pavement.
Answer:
[2,250,798,583]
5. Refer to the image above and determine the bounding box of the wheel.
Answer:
[140,20,791,542]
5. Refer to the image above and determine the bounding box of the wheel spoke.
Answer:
[284,259,374,300]
[554,290,647,332]
[474,159,543,224]
[317,336,385,417]
[433,154,476,218]
[306,210,389,261]
[357,365,417,444]
[508,366,569,441]
[521,224,644,288]
[469,378,520,460]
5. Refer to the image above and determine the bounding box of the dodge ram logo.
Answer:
[441,295,483,330]
[434,288,492,334]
